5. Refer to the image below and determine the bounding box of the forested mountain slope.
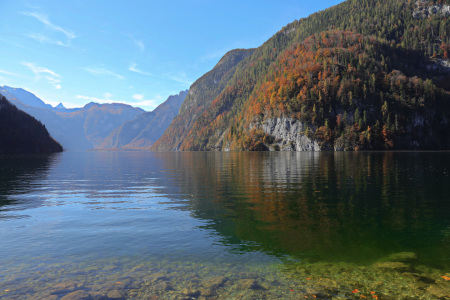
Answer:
[0,95,63,154]
[152,0,450,151]
[152,49,255,151]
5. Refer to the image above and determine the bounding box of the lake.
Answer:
[0,151,449,299]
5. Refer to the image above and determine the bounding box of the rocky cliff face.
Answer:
[258,118,320,151]
[413,0,450,19]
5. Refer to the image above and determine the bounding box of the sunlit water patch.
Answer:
[0,152,449,299]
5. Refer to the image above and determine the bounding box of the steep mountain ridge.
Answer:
[0,95,63,154]
[152,48,255,151]
[1,86,54,110]
[152,0,450,151]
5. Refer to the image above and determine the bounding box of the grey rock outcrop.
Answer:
[413,1,450,19]
[260,117,320,151]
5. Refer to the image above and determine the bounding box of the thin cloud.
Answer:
[25,32,72,47]
[22,11,76,47]
[128,35,145,52]
[0,37,29,50]
[135,40,145,52]
[46,76,61,89]
[76,95,120,104]
[22,11,76,40]
[76,94,157,110]
[167,72,193,86]
[0,69,22,77]
[82,67,125,80]
[22,62,60,77]
[132,94,145,100]
[131,94,161,109]
[22,62,62,89]
[200,49,228,62]
[128,63,153,76]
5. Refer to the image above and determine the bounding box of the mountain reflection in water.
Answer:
[156,152,450,268]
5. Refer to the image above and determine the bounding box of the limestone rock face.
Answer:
[261,117,320,151]
[413,0,450,19]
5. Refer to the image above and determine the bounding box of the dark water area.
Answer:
[0,151,449,299]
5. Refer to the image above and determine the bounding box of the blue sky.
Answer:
[0,0,344,111]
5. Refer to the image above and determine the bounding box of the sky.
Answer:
[0,0,344,111]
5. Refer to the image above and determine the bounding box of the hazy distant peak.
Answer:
[0,85,53,110]
[83,101,145,112]
[56,103,66,109]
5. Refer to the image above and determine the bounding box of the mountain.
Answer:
[99,90,188,150]
[0,86,54,110]
[53,102,80,113]
[152,49,255,151]
[152,0,450,151]
[12,99,145,151]
[0,94,63,154]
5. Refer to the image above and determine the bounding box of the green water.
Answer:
[0,151,449,299]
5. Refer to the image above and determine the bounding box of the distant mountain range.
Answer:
[1,85,187,151]
[99,90,188,150]
[0,86,79,113]
[0,94,63,154]
[152,0,450,151]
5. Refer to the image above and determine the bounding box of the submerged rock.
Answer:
[60,290,93,300]
[406,272,436,284]
[427,284,450,299]
[181,288,201,297]
[236,278,265,290]
[372,261,412,272]
[199,288,213,297]
[146,272,169,283]
[153,281,173,291]
[50,281,84,295]
[31,295,58,300]
[201,276,228,289]
[385,252,418,263]
[106,289,126,300]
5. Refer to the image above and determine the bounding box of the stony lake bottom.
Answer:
[0,151,449,300]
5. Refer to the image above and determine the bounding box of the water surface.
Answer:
[1,152,449,299]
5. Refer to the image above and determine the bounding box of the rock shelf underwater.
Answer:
[1,252,449,300]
